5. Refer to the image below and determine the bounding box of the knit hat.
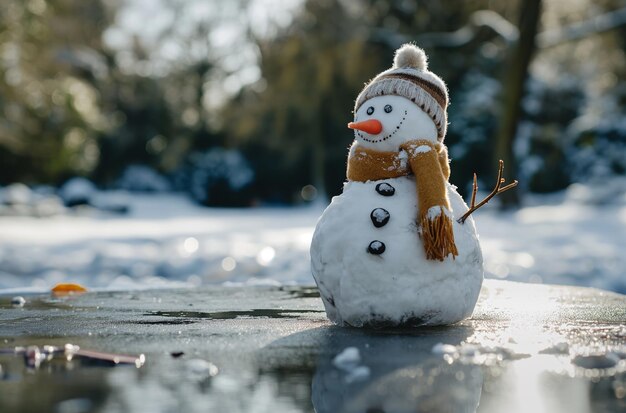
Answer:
[354,44,449,140]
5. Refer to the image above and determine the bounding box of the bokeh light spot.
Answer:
[256,246,275,266]
[221,256,236,271]
[301,185,318,201]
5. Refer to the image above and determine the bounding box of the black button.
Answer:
[368,240,386,255]
[375,183,395,196]
[370,208,390,228]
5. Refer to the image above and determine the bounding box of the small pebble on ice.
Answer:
[333,347,361,371]
[11,296,26,307]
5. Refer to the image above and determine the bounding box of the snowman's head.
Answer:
[349,95,437,151]
[350,44,449,149]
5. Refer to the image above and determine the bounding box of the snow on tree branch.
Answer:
[537,7,626,48]
[370,10,519,49]
[371,8,626,51]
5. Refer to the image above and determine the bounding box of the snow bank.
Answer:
[0,193,318,292]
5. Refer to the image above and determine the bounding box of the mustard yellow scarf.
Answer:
[347,139,458,261]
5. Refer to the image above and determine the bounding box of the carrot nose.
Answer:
[348,119,383,135]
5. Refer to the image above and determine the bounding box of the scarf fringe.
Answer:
[420,206,458,261]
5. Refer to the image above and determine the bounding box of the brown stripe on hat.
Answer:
[379,73,448,109]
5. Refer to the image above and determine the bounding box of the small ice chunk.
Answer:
[539,342,570,355]
[11,296,26,307]
[333,347,370,383]
[432,343,457,355]
[185,359,219,380]
[345,366,370,383]
[459,344,480,357]
[333,347,361,371]
[64,344,80,360]
[25,346,43,369]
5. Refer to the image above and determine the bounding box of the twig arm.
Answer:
[458,160,518,224]
[469,173,477,209]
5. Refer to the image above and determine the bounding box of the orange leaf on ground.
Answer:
[51,283,88,295]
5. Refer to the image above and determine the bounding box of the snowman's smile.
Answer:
[356,110,407,143]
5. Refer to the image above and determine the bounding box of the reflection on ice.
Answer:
[297,324,481,413]
[313,358,483,413]
[1,283,625,413]
[480,356,590,413]
[101,363,310,413]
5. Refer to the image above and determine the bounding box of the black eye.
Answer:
[384,104,393,113]
[366,106,374,115]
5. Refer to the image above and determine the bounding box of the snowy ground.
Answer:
[0,186,625,294]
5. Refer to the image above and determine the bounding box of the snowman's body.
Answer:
[310,92,484,327]
[311,176,482,327]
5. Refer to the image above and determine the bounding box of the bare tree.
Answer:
[493,0,543,208]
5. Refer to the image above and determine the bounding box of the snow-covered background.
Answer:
[1,1,624,297]
[1,179,625,295]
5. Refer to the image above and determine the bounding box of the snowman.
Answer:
[310,44,515,327]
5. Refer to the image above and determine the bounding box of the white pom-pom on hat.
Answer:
[393,44,428,70]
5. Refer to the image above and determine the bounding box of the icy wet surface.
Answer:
[0,280,625,413]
